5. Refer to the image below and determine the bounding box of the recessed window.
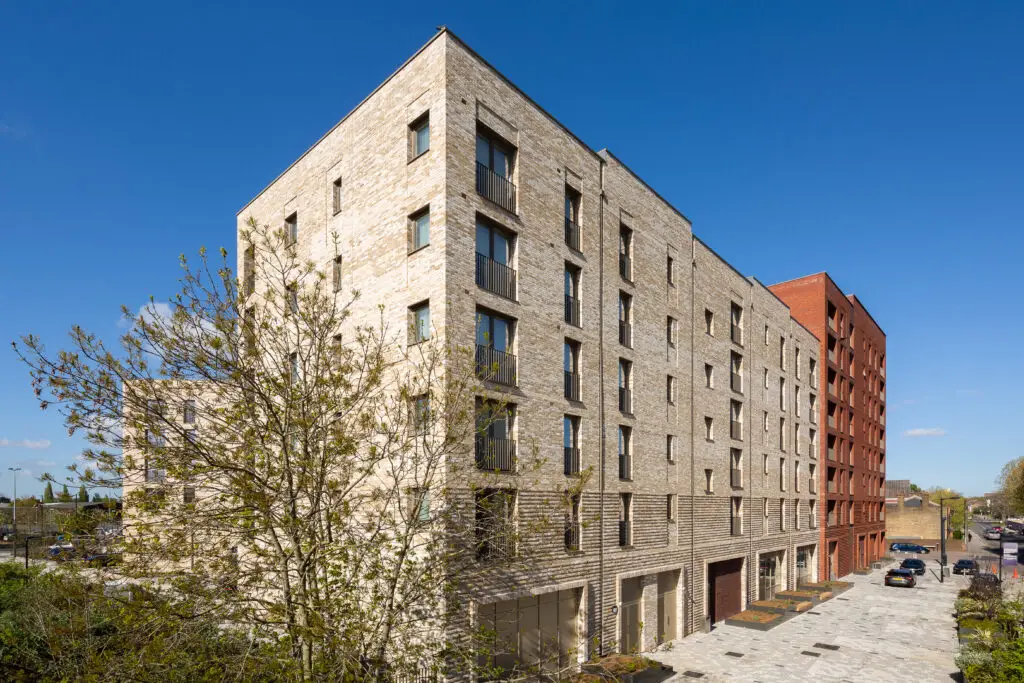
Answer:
[332,256,343,293]
[182,399,196,425]
[410,207,430,252]
[410,113,430,159]
[667,255,675,285]
[412,394,430,435]
[705,363,714,388]
[667,494,676,521]
[667,316,677,347]
[666,375,676,405]
[285,212,298,245]
[705,468,714,494]
[705,309,714,335]
[410,301,430,344]
[705,416,714,441]
[184,487,196,504]
[666,434,675,462]
[286,283,298,317]
[332,177,342,214]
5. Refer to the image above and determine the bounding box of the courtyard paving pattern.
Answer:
[649,564,964,682]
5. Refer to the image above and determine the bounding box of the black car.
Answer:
[901,558,926,575]
[885,568,916,588]
[953,559,978,575]
[890,542,930,554]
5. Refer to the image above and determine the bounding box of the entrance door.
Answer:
[709,558,743,623]
[657,571,678,643]
[797,548,812,585]
[828,541,838,580]
[758,555,778,600]
[621,577,642,653]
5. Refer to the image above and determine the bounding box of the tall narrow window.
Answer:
[730,302,743,345]
[476,129,516,212]
[332,177,342,214]
[243,244,255,296]
[618,359,632,414]
[705,468,714,494]
[705,309,714,335]
[564,186,581,251]
[412,394,430,435]
[705,416,714,441]
[666,375,676,405]
[410,113,430,159]
[564,339,581,401]
[285,212,298,245]
[705,363,714,388]
[618,292,632,348]
[667,494,676,521]
[619,493,632,546]
[667,316,677,347]
[287,284,298,317]
[564,263,581,327]
[476,217,516,299]
[332,256,343,293]
[182,399,196,425]
[563,415,581,475]
[410,207,430,252]
[618,426,632,480]
[667,254,675,285]
[410,301,430,344]
[666,434,675,462]
[619,225,633,281]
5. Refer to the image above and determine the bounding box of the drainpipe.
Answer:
[597,160,607,656]
[689,239,698,633]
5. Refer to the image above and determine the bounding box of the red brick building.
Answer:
[769,274,886,578]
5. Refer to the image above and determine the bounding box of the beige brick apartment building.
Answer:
[232,28,821,676]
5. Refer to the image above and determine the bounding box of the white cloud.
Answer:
[34,460,57,467]
[903,428,947,438]
[0,438,52,449]
[118,301,173,330]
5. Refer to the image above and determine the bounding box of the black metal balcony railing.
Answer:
[564,446,581,475]
[730,421,742,441]
[475,252,517,300]
[619,253,632,281]
[731,516,742,536]
[564,370,581,401]
[475,344,517,386]
[565,217,581,251]
[731,469,743,489]
[618,387,632,414]
[475,437,517,473]
[476,162,516,213]
[619,520,631,547]
[564,522,581,551]
[477,526,516,560]
[564,294,581,327]
[619,320,632,348]
[731,372,743,393]
[731,324,743,345]
[618,452,632,480]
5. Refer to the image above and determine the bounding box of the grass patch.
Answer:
[728,610,781,623]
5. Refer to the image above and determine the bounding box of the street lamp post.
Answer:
[938,495,962,583]
[7,467,21,543]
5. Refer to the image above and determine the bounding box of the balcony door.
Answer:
[477,310,512,353]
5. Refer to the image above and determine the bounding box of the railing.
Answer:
[619,253,632,281]
[478,526,515,560]
[475,344,517,386]
[564,446,581,476]
[475,437,517,472]
[730,421,742,440]
[476,162,516,213]
[618,520,631,546]
[618,452,631,480]
[564,294,581,327]
[731,372,743,393]
[564,522,581,551]
[731,516,743,536]
[619,320,632,347]
[564,370,581,401]
[731,325,743,345]
[731,469,743,489]
[475,252,517,300]
[564,217,581,251]
[618,387,632,414]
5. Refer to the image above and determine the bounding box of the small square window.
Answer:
[332,177,342,215]
[410,207,430,252]
[410,113,430,159]
[410,301,430,344]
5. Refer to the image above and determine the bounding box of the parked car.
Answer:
[47,542,76,561]
[985,529,1002,540]
[885,568,917,588]
[901,558,926,575]
[953,559,978,575]
[889,542,930,554]
[84,551,122,568]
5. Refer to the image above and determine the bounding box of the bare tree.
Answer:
[15,220,566,681]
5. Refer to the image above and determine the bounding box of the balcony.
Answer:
[731,324,743,346]
[731,516,743,536]
[476,162,516,213]
[475,253,517,300]
[730,372,743,393]
[564,370,581,401]
[731,469,743,489]
[619,520,632,547]
[730,421,742,441]
[564,446,581,476]
[564,217,581,252]
[564,522,581,551]
[619,387,632,414]
[619,320,632,348]
[475,345,517,386]
[619,253,632,282]
[564,294,581,327]
[618,452,632,480]
[475,437,517,473]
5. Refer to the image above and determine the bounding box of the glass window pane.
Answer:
[492,231,509,265]
[492,318,509,352]
[494,148,509,177]
[415,122,429,155]
[564,269,572,296]
[476,135,489,167]
[564,343,571,371]
[416,306,430,341]
[563,417,571,448]
[476,312,491,346]
[415,213,429,249]
[476,222,490,257]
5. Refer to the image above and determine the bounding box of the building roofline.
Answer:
[748,276,820,342]
[597,149,693,226]
[846,293,886,336]
[769,271,886,336]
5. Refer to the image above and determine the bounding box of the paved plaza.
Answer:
[649,563,964,682]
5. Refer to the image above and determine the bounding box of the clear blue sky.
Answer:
[1,2,1021,498]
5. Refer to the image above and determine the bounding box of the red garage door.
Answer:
[709,558,743,623]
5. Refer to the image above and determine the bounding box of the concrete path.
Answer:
[648,564,963,682]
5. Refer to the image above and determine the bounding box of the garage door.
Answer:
[477,588,580,676]
[709,558,743,623]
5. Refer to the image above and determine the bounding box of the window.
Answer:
[618,292,632,347]
[666,434,675,462]
[619,493,632,546]
[332,256,343,293]
[410,487,431,522]
[705,363,714,388]
[564,186,581,250]
[476,129,516,212]
[618,426,632,480]
[476,217,516,299]
[780,457,786,490]
[666,375,676,405]
[145,429,166,449]
[763,453,769,475]
[730,302,743,344]
[730,351,743,393]
[564,263,581,326]
[795,347,801,375]
[780,499,787,531]
[796,500,802,530]
[184,486,196,504]
[410,207,430,252]
[412,394,430,434]
[730,399,742,440]
[332,177,342,214]
[731,496,742,535]
[764,324,769,345]
[243,244,255,296]
[810,499,818,528]
[667,316,677,347]
[286,283,298,317]
[618,225,633,281]
[566,492,581,550]
[476,400,514,471]
[563,415,580,475]
[410,113,430,159]
[764,498,769,519]
[704,416,714,441]
[667,254,675,285]
[184,428,197,444]
[564,339,581,401]
[795,387,802,418]
[475,488,515,560]
[618,359,632,413]
[289,352,299,385]
[705,468,714,494]
[779,378,786,411]
[780,417,787,451]
[667,494,676,522]
[183,399,196,425]
[795,461,801,492]
[730,448,742,489]
[284,212,298,245]
[763,410,769,433]
[410,301,430,343]
[704,308,714,335]
[779,336,786,369]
